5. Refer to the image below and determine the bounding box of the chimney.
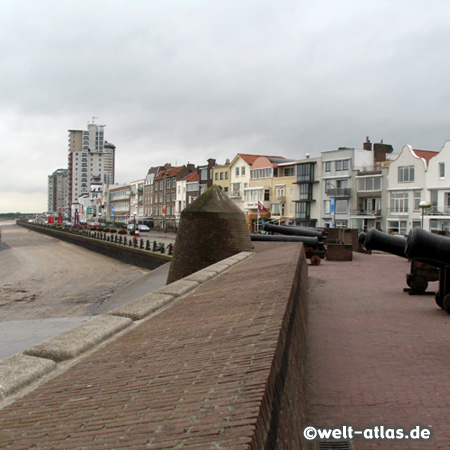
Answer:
[363,136,372,151]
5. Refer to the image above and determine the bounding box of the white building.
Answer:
[67,119,115,219]
[321,147,373,228]
[425,140,450,232]
[386,145,438,234]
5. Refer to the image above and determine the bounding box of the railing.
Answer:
[351,209,382,216]
[386,208,409,215]
[325,188,351,197]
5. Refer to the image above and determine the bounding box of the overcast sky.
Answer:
[1,0,450,213]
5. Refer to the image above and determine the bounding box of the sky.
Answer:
[1,0,450,213]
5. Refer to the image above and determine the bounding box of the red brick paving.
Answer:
[307,251,448,449]
[0,243,306,449]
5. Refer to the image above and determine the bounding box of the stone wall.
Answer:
[17,222,170,270]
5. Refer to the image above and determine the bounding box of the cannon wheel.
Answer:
[443,293,450,314]
[436,292,444,309]
[310,255,321,266]
[410,275,428,294]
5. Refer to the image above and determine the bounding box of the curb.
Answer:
[0,251,254,401]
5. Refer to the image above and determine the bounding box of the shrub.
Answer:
[110,228,117,234]
[118,229,127,235]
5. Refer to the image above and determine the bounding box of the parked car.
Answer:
[127,224,135,231]
[138,224,150,232]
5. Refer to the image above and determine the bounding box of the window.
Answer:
[276,186,285,197]
[336,160,342,171]
[284,167,295,177]
[325,162,331,172]
[343,159,349,170]
[200,169,208,180]
[358,176,381,191]
[390,191,409,213]
[414,191,421,211]
[231,183,241,197]
[439,163,445,178]
[336,199,348,213]
[220,172,223,180]
[241,166,246,176]
[215,173,218,180]
[225,172,228,180]
[300,183,312,200]
[296,202,311,220]
[398,166,415,183]
[297,163,314,182]
[235,167,240,177]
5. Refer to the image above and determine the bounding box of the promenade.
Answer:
[307,252,446,449]
[0,230,449,449]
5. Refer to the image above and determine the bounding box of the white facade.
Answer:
[228,155,256,211]
[386,145,432,234]
[130,179,145,221]
[425,140,450,232]
[321,148,373,228]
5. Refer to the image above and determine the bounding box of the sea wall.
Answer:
[17,222,170,270]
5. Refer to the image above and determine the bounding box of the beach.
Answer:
[0,222,156,322]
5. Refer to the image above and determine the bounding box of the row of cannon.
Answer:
[250,223,327,265]
[359,228,450,313]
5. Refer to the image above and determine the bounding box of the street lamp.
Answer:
[419,200,431,228]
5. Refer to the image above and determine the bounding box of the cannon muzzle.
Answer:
[361,228,407,257]
[405,228,450,265]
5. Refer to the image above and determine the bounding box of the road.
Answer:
[0,222,172,359]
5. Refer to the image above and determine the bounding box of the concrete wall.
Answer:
[17,222,170,270]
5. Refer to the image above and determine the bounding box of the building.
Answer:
[425,140,450,232]
[228,154,284,211]
[293,155,322,227]
[130,179,145,222]
[321,146,374,228]
[47,168,68,217]
[212,161,231,194]
[104,184,131,223]
[387,145,438,234]
[67,119,115,219]
[351,139,394,232]
[153,164,195,229]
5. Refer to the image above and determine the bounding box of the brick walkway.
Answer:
[0,243,304,449]
[307,252,448,449]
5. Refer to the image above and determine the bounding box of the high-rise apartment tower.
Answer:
[67,119,115,218]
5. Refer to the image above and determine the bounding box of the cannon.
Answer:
[250,233,325,265]
[263,223,326,240]
[405,227,450,311]
[359,228,440,294]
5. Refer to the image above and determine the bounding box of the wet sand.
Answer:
[0,223,153,321]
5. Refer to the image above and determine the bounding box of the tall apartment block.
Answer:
[67,120,115,219]
[47,168,69,215]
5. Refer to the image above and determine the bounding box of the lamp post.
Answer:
[419,200,431,229]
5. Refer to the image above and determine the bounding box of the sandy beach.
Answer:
[0,222,154,321]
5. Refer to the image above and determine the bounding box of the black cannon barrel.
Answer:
[406,227,450,265]
[363,228,407,257]
[263,223,325,239]
[250,234,319,248]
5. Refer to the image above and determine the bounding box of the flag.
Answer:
[257,201,269,212]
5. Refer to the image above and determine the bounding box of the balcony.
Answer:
[326,188,351,198]
[351,209,382,217]
[387,208,409,216]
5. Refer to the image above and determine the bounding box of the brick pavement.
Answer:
[0,242,307,449]
[307,251,449,449]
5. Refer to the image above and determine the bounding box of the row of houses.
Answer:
[77,137,450,235]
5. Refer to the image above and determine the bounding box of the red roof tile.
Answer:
[413,149,439,163]
[183,170,199,182]
[237,154,285,165]
[155,166,186,180]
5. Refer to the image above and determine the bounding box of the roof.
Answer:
[412,149,439,163]
[183,170,199,182]
[236,154,285,166]
[155,166,186,180]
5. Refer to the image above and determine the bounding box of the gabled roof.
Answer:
[183,170,199,182]
[412,149,439,163]
[233,154,285,166]
[155,166,186,180]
